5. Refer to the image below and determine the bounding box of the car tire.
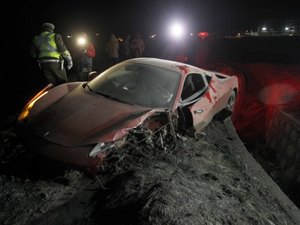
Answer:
[214,90,236,121]
[177,107,194,136]
[225,90,236,111]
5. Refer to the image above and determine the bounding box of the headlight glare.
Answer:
[17,92,48,121]
[17,84,53,121]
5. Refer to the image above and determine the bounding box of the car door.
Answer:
[180,73,217,132]
[210,73,235,112]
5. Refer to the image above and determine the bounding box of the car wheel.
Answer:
[214,90,236,121]
[177,107,194,136]
[225,90,236,111]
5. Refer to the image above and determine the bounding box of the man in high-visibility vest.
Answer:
[31,22,73,85]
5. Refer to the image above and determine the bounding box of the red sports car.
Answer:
[17,58,238,176]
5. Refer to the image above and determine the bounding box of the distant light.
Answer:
[67,35,72,38]
[285,27,289,31]
[262,27,267,31]
[190,33,193,36]
[77,37,87,46]
[170,22,184,38]
[149,34,157,39]
[197,32,209,40]
[96,33,100,36]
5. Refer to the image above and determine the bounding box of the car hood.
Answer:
[28,86,152,146]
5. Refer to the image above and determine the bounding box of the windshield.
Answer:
[87,61,181,108]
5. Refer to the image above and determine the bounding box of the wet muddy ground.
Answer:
[1,115,299,225]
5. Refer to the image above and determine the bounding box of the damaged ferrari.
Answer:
[16,58,238,176]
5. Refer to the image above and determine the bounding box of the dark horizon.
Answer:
[21,0,300,37]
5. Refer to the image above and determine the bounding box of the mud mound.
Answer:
[0,119,299,225]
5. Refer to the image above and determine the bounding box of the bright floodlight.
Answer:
[170,23,184,38]
[262,27,267,31]
[77,36,87,46]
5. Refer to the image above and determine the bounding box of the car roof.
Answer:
[126,57,207,75]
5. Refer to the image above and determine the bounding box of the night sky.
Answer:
[5,0,300,78]
[1,0,300,115]
[20,0,300,37]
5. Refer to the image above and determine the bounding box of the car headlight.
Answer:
[18,84,53,121]
[18,92,48,121]
[89,142,115,158]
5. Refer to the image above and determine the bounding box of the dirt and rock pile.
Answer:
[0,116,299,225]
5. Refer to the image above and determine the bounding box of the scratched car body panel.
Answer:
[17,58,238,176]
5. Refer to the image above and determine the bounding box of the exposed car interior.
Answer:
[88,62,181,108]
[181,73,208,104]
[178,73,209,135]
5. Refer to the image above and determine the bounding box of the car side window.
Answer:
[181,73,207,100]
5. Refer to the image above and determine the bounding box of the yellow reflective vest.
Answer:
[34,32,60,59]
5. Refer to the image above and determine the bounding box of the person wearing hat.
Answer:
[31,22,73,85]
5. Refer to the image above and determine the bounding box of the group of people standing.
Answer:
[31,22,145,86]
[123,32,145,59]
[105,32,145,66]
